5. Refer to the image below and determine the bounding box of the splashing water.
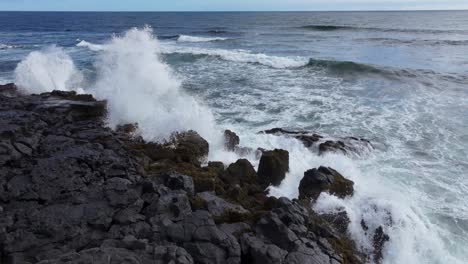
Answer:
[89,27,220,143]
[14,46,83,94]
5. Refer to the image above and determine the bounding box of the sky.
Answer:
[0,0,467,11]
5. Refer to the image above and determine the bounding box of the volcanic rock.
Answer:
[257,149,289,186]
[299,166,354,200]
[0,86,364,264]
[224,129,240,151]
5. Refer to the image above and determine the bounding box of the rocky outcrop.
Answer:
[257,149,289,187]
[224,130,240,151]
[299,167,354,200]
[260,128,373,156]
[318,137,373,156]
[0,86,363,264]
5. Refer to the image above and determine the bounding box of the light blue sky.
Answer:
[0,0,467,11]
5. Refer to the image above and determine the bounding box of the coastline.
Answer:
[0,83,382,263]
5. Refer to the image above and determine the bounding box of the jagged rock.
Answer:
[144,191,192,222]
[142,130,209,166]
[154,245,194,264]
[373,226,390,264]
[261,128,373,155]
[257,149,289,187]
[0,88,362,264]
[161,171,195,195]
[260,128,323,147]
[320,211,350,235]
[116,123,138,134]
[319,137,373,156]
[197,192,249,217]
[166,211,241,264]
[221,159,257,185]
[0,83,17,97]
[35,247,155,264]
[172,130,209,165]
[299,167,354,200]
[241,233,288,264]
[256,212,299,251]
[224,130,240,151]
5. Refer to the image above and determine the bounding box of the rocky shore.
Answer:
[0,83,385,264]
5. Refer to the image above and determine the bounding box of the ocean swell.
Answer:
[300,24,467,34]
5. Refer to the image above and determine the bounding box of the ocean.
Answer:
[1,11,467,263]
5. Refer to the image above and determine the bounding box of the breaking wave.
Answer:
[76,40,105,51]
[16,27,226,150]
[177,35,228,43]
[160,44,308,68]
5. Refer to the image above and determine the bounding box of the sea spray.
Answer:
[14,46,83,94]
[89,27,220,143]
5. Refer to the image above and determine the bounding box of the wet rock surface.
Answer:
[299,167,355,201]
[260,127,373,156]
[0,87,363,264]
[224,130,240,151]
[257,149,289,187]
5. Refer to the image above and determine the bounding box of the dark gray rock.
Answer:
[241,233,288,264]
[257,149,289,187]
[161,171,195,195]
[260,128,373,156]
[299,166,354,200]
[197,192,249,217]
[373,226,390,264]
[154,245,194,264]
[221,159,257,185]
[0,89,362,264]
[224,129,240,151]
[319,137,373,156]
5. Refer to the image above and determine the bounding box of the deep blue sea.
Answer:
[1,11,467,263]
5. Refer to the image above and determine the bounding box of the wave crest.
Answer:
[177,35,228,43]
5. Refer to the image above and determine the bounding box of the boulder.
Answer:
[141,130,209,166]
[261,128,373,155]
[197,192,249,218]
[221,159,257,185]
[224,130,240,151]
[373,226,390,264]
[319,137,373,156]
[0,83,17,97]
[257,149,289,186]
[241,233,288,264]
[172,130,209,165]
[154,245,194,264]
[161,171,195,195]
[260,128,323,148]
[299,167,354,200]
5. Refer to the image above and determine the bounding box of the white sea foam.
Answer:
[76,40,105,51]
[14,46,83,93]
[0,44,14,49]
[77,37,307,69]
[160,43,309,69]
[89,27,225,145]
[177,35,228,43]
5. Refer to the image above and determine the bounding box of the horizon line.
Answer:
[0,9,467,12]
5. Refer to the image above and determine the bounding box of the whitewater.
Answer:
[4,11,468,264]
